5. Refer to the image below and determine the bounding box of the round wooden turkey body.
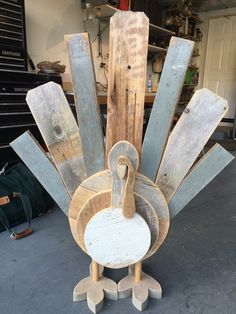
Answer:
[75,190,159,255]
[68,140,170,269]
[68,171,170,263]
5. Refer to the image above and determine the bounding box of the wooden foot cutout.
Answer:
[73,262,117,313]
[118,267,162,311]
[73,276,118,313]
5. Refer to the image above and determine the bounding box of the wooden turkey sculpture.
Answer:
[11,11,234,314]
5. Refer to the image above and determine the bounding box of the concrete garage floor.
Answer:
[1,158,236,314]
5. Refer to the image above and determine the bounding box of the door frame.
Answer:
[198,7,236,89]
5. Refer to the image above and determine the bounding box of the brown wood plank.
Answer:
[97,92,155,105]
[106,11,149,158]
[26,82,86,197]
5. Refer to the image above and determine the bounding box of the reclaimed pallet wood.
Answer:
[108,141,139,209]
[168,144,234,218]
[106,11,149,158]
[10,131,70,215]
[118,271,162,311]
[65,33,105,176]
[117,155,136,218]
[84,205,151,269]
[75,190,159,256]
[69,170,169,261]
[156,88,228,202]
[73,274,118,313]
[141,37,194,181]
[26,81,86,197]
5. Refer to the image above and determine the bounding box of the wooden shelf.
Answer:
[183,84,198,86]
[94,4,118,18]
[148,44,167,53]
[165,7,203,24]
[94,4,175,40]
[179,33,201,42]
[149,23,175,36]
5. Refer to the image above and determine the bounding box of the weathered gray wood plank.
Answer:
[26,81,86,197]
[168,144,234,218]
[156,88,228,201]
[141,37,194,181]
[10,131,70,215]
[65,33,105,176]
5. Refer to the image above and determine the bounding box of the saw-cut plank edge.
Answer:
[168,144,234,218]
[141,37,194,181]
[10,131,70,215]
[106,11,149,159]
[26,81,86,197]
[156,88,228,202]
[65,33,105,176]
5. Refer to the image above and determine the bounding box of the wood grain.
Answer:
[84,206,151,269]
[118,156,136,218]
[168,144,234,218]
[65,33,105,176]
[106,11,149,158]
[156,88,228,202]
[68,170,169,260]
[75,191,159,256]
[118,271,162,311]
[91,260,99,283]
[26,81,86,197]
[108,141,139,208]
[141,37,194,181]
[10,131,70,215]
[73,274,118,313]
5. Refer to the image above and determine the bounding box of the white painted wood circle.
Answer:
[84,207,151,269]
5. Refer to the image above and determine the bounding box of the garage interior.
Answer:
[0,1,236,313]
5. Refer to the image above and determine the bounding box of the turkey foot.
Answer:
[118,262,162,311]
[73,260,118,313]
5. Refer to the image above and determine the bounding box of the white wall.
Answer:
[24,0,108,84]
[25,0,85,82]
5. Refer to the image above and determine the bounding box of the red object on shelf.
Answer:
[118,0,129,10]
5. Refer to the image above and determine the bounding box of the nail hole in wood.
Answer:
[54,125,62,135]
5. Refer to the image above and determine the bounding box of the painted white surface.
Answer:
[84,207,151,269]
[203,16,236,119]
